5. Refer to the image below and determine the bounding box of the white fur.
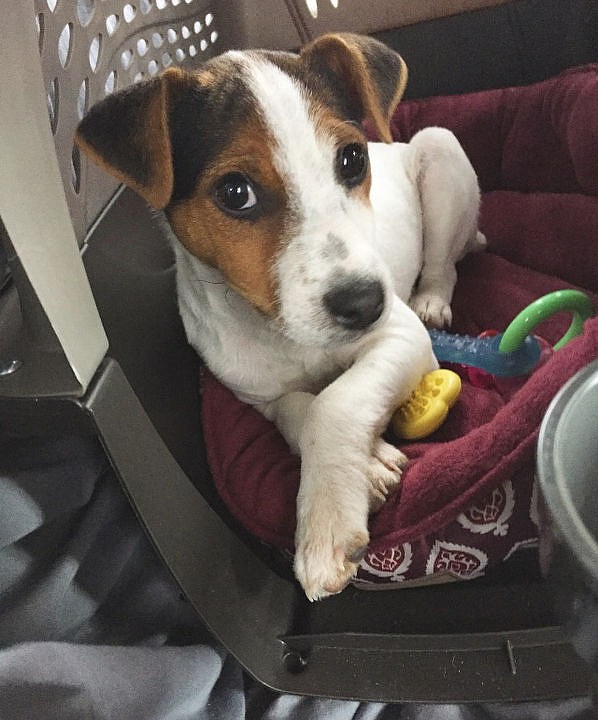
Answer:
[170,56,485,600]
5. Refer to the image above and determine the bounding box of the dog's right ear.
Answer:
[300,33,408,143]
[76,67,193,210]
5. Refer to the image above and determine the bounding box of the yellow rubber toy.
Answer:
[392,369,462,440]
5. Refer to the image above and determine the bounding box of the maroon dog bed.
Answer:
[201,65,598,586]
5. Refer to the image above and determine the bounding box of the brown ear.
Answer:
[75,67,191,209]
[300,33,408,143]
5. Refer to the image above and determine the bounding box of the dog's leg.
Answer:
[263,390,387,599]
[264,392,407,512]
[261,391,315,456]
[263,393,406,509]
[265,301,436,601]
[408,127,486,328]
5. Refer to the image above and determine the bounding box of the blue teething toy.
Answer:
[428,290,594,378]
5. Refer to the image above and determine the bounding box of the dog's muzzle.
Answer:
[323,276,385,331]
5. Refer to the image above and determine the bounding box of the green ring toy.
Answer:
[499,289,595,354]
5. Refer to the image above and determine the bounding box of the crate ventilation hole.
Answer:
[305,0,340,19]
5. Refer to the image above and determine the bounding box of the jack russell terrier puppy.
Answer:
[76,32,485,601]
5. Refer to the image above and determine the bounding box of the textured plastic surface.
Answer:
[429,329,541,376]
[392,369,462,439]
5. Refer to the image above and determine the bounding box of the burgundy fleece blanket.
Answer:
[201,66,598,575]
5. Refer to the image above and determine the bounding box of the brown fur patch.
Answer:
[310,100,372,205]
[166,116,289,315]
[140,83,175,207]
[329,35,392,143]
[75,68,194,209]
[389,55,409,123]
[301,33,408,144]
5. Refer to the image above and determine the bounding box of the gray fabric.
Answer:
[0,433,595,719]
[0,643,242,720]
[0,642,593,719]
[0,435,205,648]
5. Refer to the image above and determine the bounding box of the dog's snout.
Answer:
[324,277,385,331]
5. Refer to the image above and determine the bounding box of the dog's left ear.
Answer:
[75,67,199,209]
[300,33,408,143]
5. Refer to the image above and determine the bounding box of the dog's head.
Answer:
[76,33,407,346]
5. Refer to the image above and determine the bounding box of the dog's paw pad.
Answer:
[410,293,452,329]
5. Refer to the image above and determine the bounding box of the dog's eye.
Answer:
[214,173,258,216]
[337,143,368,187]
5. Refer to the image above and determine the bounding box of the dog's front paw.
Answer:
[294,441,406,601]
[410,293,452,329]
[367,439,407,512]
[295,518,370,602]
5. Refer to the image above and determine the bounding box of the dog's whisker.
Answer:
[198,278,226,286]
[224,287,237,308]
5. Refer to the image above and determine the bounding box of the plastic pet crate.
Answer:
[0,0,597,703]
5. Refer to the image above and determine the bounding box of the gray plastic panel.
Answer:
[0,0,108,394]
[287,0,513,41]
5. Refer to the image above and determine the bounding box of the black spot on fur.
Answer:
[168,72,252,206]
[168,84,207,205]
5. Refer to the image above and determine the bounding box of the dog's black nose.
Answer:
[324,277,385,331]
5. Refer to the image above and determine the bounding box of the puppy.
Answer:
[76,33,485,601]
